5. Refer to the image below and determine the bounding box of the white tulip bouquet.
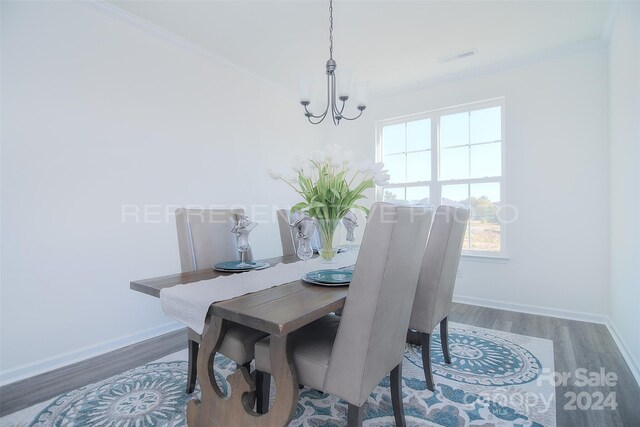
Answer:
[269,144,389,260]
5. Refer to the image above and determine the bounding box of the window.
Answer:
[376,98,505,256]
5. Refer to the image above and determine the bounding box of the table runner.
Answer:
[160,251,358,335]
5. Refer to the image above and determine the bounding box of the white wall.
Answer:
[0,0,628,386]
[326,48,611,318]
[0,1,321,383]
[608,1,640,379]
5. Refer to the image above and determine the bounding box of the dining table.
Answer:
[130,254,351,427]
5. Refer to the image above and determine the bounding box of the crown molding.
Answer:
[373,38,607,99]
[78,0,292,96]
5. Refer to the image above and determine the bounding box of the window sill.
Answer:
[461,253,510,263]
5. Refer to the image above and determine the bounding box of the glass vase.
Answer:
[315,217,343,263]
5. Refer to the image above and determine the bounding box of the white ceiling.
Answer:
[108,0,613,95]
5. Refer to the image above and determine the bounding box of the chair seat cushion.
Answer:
[190,324,268,365]
[224,324,269,365]
[255,315,340,391]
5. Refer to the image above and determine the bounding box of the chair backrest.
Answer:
[409,205,469,333]
[277,209,297,257]
[324,203,433,406]
[175,208,250,272]
[277,209,321,257]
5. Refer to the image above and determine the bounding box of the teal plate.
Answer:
[214,260,269,272]
[303,269,352,286]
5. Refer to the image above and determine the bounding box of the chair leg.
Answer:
[420,333,435,392]
[186,339,199,394]
[347,403,364,427]
[406,329,421,346]
[390,363,406,427]
[440,317,451,364]
[255,370,271,414]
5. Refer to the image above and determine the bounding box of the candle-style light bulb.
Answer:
[298,76,313,105]
[337,68,352,100]
[354,81,369,108]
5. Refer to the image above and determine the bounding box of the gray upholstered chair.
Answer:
[175,207,268,394]
[276,209,297,257]
[277,208,321,257]
[407,205,470,391]
[255,203,433,426]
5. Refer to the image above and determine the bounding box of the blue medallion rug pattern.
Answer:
[21,323,555,427]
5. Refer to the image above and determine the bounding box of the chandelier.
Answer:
[299,0,367,125]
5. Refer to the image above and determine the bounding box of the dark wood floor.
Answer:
[0,329,187,417]
[449,303,640,426]
[2,303,639,426]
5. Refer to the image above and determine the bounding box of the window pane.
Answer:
[470,142,501,178]
[441,184,469,207]
[406,186,430,205]
[383,154,406,183]
[382,124,405,155]
[441,112,469,148]
[406,150,430,182]
[470,182,501,203]
[440,146,469,180]
[470,107,501,144]
[469,182,501,252]
[383,187,404,202]
[442,184,470,249]
[407,119,430,152]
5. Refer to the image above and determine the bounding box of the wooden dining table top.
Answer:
[130,254,350,337]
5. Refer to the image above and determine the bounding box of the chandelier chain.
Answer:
[329,0,333,59]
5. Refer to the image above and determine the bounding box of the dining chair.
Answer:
[255,203,433,426]
[407,205,470,391]
[276,209,297,256]
[175,207,268,394]
[277,209,321,257]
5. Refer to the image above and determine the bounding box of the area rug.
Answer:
[1,323,555,427]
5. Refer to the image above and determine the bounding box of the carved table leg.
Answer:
[187,316,298,427]
[261,335,299,424]
[187,316,228,426]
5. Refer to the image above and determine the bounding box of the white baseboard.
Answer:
[453,293,610,324]
[604,319,640,387]
[453,293,640,388]
[0,321,184,386]
[5,297,637,390]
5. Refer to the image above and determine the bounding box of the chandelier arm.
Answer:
[308,115,326,125]
[329,74,340,116]
[336,99,347,116]
[331,88,341,125]
[307,72,333,122]
[303,74,331,120]
[330,73,343,117]
[328,71,335,114]
[338,109,365,121]
[331,96,339,124]
[307,100,329,124]
[303,103,329,119]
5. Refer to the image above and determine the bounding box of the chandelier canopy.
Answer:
[299,0,367,125]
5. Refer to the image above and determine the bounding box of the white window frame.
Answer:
[375,97,507,258]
